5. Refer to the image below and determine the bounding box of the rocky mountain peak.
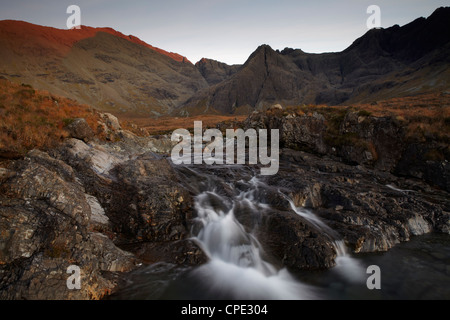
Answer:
[181,7,450,115]
[195,57,241,86]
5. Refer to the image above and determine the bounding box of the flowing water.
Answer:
[157,165,320,299]
[110,162,450,300]
[285,197,367,284]
[181,182,318,299]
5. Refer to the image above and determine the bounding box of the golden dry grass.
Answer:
[121,114,248,135]
[284,92,450,143]
[1,73,448,162]
[0,79,102,158]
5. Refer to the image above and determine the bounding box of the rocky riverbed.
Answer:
[0,110,449,299]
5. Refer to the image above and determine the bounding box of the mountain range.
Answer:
[0,20,205,117]
[0,7,449,117]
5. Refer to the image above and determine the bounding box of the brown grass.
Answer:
[2,74,447,163]
[121,114,248,135]
[284,92,450,143]
[0,79,102,158]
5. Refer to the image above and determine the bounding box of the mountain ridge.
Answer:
[180,6,450,115]
[1,7,449,117]
[0,20,207,117]
[0,20,191,63]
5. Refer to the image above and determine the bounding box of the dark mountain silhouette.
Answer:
[181,7,450,115]
[195,58,241,85]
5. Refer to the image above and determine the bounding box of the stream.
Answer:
[109,162,450,300]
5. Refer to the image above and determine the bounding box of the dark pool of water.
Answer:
[109,233,450,300]
[297,233,450,300]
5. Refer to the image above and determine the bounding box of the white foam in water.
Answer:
[285,196,366,283]
[189,175,369,299]
[190,259,317,300]
[286,198,333,233]
[333,240,366,283]
[192,188,319,300]
[386,184,414,193]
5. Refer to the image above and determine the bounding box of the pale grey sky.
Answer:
[0,0,449,64]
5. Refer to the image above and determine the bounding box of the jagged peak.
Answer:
[196,57,218,65]
[255,44,274,52]
[244,44,276,62]
[343,6,450,57]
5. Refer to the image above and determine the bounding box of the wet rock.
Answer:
[106,155,193,243]
[406,215,432,236]
[258,209,336,270]
[266,149,450,255]
[121,240,207,266]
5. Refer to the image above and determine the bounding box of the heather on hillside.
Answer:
[0,79,100,157]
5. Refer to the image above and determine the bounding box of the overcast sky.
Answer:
[0,0,449,64]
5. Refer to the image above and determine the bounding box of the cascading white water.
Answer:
[173,161,367,298]
[190,179,319,300]
[285,197,366,283]
[110,160,449,300]
[386,184,414,193]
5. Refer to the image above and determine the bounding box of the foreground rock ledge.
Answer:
[0,131,449,299]
[0,138,204,300]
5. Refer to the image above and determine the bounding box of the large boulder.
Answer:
[0,151,137,299]
[101,113,121,131]
[339,112,404,171]
[55,139,205,265]
[257,209,337,270]
[66,118,95,142]
[243,110,328,153]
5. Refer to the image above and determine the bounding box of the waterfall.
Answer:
[169,164,366,299]
[189,176,319,300]
[285,196,366,283]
